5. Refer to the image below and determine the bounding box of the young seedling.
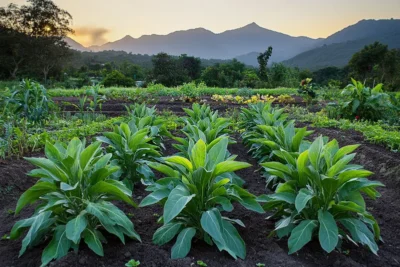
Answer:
[125,259,140,267]
[197,260,207,266]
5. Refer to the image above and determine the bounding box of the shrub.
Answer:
[11,138,140,266]
[140,138,263,259]
[260,136,383,254]
[103,70,135,87]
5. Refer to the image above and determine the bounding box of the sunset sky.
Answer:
[2,0,400,46]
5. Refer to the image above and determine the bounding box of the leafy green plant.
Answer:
[260,136,383,254]
[179,82,201,102]
[97,123,161,186]
[86,85,106,112]
[239,102,288,131]
[125,259,141,267]
[11,138,140,266]
[340,78,397,121]
[125,103,157,118]
[140,138,263,259]
[71,94,88,113]
[4,79,52,123]
[298,78,317,105]
[243,121,311,161]
[197,260,208,266]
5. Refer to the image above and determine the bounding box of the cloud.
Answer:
[73,26,110,46]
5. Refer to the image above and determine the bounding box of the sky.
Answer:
[2,0,400,46]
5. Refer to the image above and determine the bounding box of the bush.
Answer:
[103,70,135,87]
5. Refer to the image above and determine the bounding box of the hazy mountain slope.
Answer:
[284,19,400,70]
[65,37,88,51]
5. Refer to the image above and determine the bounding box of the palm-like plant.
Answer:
[140,138,263,259]
[239,102,288,132]
[11,138,140,266]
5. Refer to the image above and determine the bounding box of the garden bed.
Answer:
[1,128,399,267]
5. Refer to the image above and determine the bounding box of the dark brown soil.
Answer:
[1,119,399,267]
[53,95,307,117]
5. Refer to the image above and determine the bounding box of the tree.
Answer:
[257,46,273,81]
[0,0,73,81]
[178,54,202,81]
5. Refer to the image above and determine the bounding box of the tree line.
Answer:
[1,0,399,91]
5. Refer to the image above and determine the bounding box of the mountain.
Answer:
[65,37,88,51]
[67,23,319,64]
[284,19,400,70]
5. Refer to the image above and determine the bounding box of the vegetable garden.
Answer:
[0,81,400,267]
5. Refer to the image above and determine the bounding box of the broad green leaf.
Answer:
[139,189,170,207]
[165,156,193,172]
[260,162,291,175]
[295,189,314,213]
[318,210,338,253]
[338,170,373,186]
[220,219,246,259]
[239,197,264,214]
[269,192,296,204]
[15,182,58,214]
[327,154,356,177]
[340,218,378,255]
[164,185,195,224]
[148,162,178,177]
[171,228,196,259]
[297,150,309,186]
[214,161,251,177]
[191,139,207,169]
[14,211,53,256]
[89,181,136,207]
[333,145,359,163]
[153,223,183,245]
[25,157,68,182]
[66,212,88,244]
[201,208,225,244]
[288,220,318,254]
[80,142,101,170]
[41,225,72,267]
[308,136,324,170]
[83,229,104,256]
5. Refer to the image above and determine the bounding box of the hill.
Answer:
[284,19,400,70]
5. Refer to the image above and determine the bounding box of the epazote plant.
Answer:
[140,138,264,259]
[10,138,140,266]
[97,123,161,186]
[260,136,384,255]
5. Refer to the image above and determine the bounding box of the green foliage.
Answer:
[260,136,383,254]
[239,102,288,131]
[140,138,263,259]
[340,78,398,121]
[97,122,161,186]
[298,78,317,104]
[103,70,135,87]
[11,138,140,266]
[125,259,141,267]
[86,85,107,112]
[257,47,273,81]
[4,80,52,123]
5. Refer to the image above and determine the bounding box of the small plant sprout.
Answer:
[197,260,207,266]
[125,259,140,267]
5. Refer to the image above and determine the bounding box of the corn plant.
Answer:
[4,79,52,123]
[97,123,161,186]
[86,85,106,112]
[260,136,383,255]
[10,138,140,267]
[140,138,263,259]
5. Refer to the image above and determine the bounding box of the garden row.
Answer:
[8,102,384,266]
